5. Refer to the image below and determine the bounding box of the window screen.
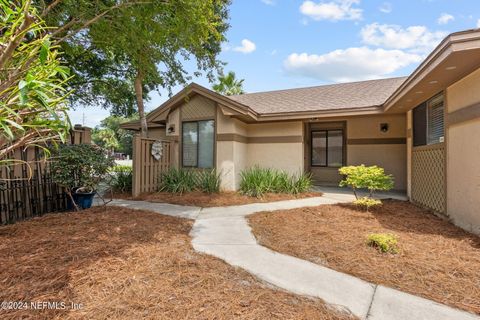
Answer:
[311,131,327,166]
[198,120,214,168]
[412,94,444,147]
[427,95,444,144]
[182,120,214,168]
[182,122,198,167]
[327,130,343,167]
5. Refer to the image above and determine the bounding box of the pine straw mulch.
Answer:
[113,190,323,207]
[0,206,353,320]
[248,200,480,315]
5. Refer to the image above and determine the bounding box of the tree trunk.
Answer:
[134,69,148,137]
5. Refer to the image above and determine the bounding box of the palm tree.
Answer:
[212,71,245,95]
[92,128,120,156]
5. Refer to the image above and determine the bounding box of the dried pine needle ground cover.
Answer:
[248,200,480,314]
[0,207,352,320]
[114,191,323,207]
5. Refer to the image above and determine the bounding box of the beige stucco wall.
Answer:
[216,115,304,191]
[307,114,406,190]
[447,68,480,113]
[348,144,406,190]
[445,68,480,235]
[247,121,303,137]
[246,122,304,178]
[346,114,405,138]
[347,114,406,190]
[216,108,247,190]
[159,96,406,192]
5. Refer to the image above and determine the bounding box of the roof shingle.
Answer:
[228,77,407,114]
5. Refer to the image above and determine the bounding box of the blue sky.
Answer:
[70,0,480,127]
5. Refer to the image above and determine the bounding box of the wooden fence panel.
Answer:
[0,126,91,224]
[132,136,172,197]
[0,147,68,224]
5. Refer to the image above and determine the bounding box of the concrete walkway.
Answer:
[109,192,479,320]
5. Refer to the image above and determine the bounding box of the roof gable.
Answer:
[147,83,257,123]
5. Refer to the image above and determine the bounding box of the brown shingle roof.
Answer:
[228,77,407,114]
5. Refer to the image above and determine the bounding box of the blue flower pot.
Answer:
[67,190,96,210]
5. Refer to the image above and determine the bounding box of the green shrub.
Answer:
[367,233,399,254]
[339,165,394,206]
[339,165,394,196]
[158,168,221,194]
[197,169,221,194]
[292,172,313,194]
[158,168,197,194]
[239,166,312,197]
[110,165,132,193]
[354,197,382,211]
[51,144,114,193]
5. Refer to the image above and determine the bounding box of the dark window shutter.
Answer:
[413,102,427,147]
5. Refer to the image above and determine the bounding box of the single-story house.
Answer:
[122,29,480,234]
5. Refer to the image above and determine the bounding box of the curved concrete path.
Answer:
[110,193,479,320]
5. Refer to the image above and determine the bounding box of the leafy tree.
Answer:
[90,0,230,136]
[0,0,71,164]
[92,115,137,156]
[37,0,231,134]
[31,0,144,116]
[212,71,245,95]
[92,128,119,155]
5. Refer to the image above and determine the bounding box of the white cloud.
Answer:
[261,0,275,5]
[477,19,480,28]
[379,2,392,13]
[299,0,362,22]
[233,39,256,54]
[437,13,454,25]
[361,23,446,54]
[284,47,421,82]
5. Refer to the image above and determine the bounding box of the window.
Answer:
[413,93,444,147]
[182,120,214,168]
[311,130,344,167]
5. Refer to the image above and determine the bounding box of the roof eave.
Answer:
[384,29,480,111]
[255,105,384,121]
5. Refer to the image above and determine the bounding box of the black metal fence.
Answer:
[0,147,68,225]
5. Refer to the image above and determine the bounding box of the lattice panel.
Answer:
[411,145,445,214]
[182,95,216,120]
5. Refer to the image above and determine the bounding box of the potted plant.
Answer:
[51,144,114,210]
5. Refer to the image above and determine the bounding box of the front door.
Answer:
[306,122,346,185]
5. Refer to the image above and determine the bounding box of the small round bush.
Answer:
[354,197,382,211]
[366,233,399,254]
